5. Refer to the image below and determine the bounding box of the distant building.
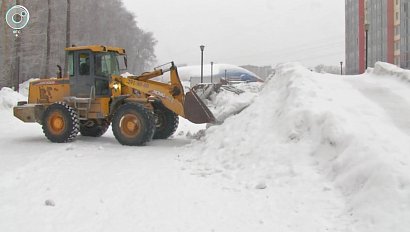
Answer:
[345,0,366,74]
[345,0,409,74]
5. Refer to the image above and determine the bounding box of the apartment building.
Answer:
[345,0,409,74]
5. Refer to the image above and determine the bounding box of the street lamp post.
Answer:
[365,23,370,70]
[210,61,214,83]
[340,61,343,75]
[200,45,205,83]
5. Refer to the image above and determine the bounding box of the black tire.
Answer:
[153,104,179,139]
[42,102,79,143]
[80,119,110,137]
[111,103,155,146]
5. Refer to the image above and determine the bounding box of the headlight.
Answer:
[113,83,120,90]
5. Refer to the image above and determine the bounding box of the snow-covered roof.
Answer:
[177,64,262,81]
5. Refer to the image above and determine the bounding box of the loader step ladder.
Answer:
[65,87,95,120]
[74,98,92,120]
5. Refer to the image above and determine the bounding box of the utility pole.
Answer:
[200,45,204,83]
[365,23,370,71]
[45,0,51,78]
[210,61,213,83]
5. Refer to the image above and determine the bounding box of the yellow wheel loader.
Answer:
[13,45,215,146]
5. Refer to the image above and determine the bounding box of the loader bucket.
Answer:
[184,90,216,124]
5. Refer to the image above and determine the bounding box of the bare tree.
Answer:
[64,0,71,76]
[44,0,51,78]
[0,0,12,87]
[14,0,21,91]
[0,0,157,88]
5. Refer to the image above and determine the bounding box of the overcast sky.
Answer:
[122,0,345,68]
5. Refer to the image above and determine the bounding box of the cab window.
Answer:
[117,55,127,71]
[79,53,90,75]
[68,52,74,76]
[95,53,120,77]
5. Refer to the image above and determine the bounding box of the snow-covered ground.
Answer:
[1,62,410,232]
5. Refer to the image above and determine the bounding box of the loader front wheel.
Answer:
[42,102,79,143]
[80,119,110,137]
[153,104,179,139]
[112,103,155,146]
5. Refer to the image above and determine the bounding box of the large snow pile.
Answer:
[207,82,263,122]
[0,87,26,110]
[182,62,410,232]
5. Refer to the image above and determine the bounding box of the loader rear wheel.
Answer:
[112,103,155,146]
[80,119,110,137]
[42,102,79,143]
[153,104,179,139]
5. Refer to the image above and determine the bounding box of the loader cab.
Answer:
[66,45,127,98]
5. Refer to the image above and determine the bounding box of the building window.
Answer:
[395,56,400,65]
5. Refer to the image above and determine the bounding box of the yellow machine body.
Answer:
[19,78,110,120]
[14,45,214,126]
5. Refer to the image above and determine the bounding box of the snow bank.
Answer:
[0,88,26,110]
[18,79,34,97]
[207,82,263,122]
[183,62,410,232]
[0,79,32,109]
[372,61,410,83]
